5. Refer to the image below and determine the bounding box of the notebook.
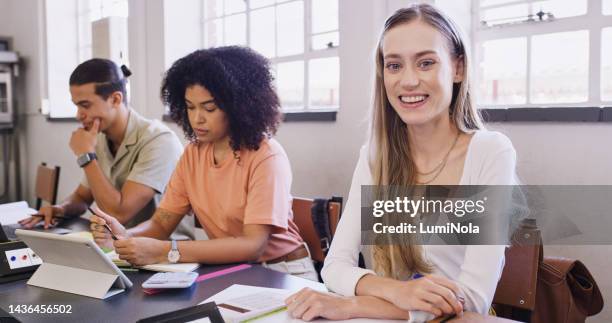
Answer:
[201,285,291,323]
[201,284,403,323]
[106,250,200,273]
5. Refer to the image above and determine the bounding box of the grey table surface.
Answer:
[0,218,323,323]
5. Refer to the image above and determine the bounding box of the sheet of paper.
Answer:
[201,284,326,306]
[105,249,199,272]
[250,311,403,323]
[201,284,400,323]
[186,318,211,323]
[0,201,38,224]
[141,262,200,273]
[222,291,287,311]
[201,285,291,323]
[65,231,94,240]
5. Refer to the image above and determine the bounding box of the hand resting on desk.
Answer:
[285,288,354,321]
[285,272,465,322]
[18,205,65,229]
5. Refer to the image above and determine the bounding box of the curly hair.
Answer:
[161,46,281,151]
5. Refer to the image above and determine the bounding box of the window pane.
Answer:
[0,84,8,113]
[204,0,222,19]
[224,14,246,46]
[77,0,89,16]
[77,6,93,61]
[602,28,612,101]
[103,0,128,18]
[277,61,304,109]
[481,0,517,7]
[309,57,339,108]
[312,31,339,50]
[101,2,114,18]
[224,0,246,14]
[311,0,338,34]
[89,0,103,21]
[205,18,223,47]
[78,46,92,62]
[530,30,589,103]
[277,1,303,56]
[481,4,528,26]
[531,0,586,19]
[479,37,527,105]
[605,0,612,15]
[250,0,275,9]
[250,7,276,58]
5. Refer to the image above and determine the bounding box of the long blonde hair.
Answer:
[370,4,483,279]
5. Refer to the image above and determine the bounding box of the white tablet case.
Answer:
[15,229,132,299]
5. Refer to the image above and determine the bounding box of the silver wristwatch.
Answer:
[167,240,180,263]
[77,152,97,168]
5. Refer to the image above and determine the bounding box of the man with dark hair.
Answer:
[20,59,191,238]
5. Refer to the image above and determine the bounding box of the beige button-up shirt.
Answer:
[81,110,192,237]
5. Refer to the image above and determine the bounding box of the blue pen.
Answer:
[412,273,465,305]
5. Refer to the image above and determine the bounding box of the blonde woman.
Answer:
[285,4,516,321]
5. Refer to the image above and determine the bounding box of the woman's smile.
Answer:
[397,94,430,109]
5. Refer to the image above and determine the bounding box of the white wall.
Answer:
[163,0,202,70]
[275,0,385,200]
[489,123,612,323]
[1,0,610,321]
[0,0,54,203]
[128,0,166,120]
[45,0,79,118]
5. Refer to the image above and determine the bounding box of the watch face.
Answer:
[77,154,90,167]
[77,153,96,167]
[168,250,180,263]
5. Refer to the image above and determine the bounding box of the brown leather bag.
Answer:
[493,219,604,322]
[531,256,604,323]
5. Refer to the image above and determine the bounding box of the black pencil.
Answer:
[88,207,118,240]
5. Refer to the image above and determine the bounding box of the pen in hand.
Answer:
[88,207,119,241]
[412,273,465,306]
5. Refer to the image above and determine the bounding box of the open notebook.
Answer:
[201,285,406,323]
[201,285,291,323]
[106,250,200,273]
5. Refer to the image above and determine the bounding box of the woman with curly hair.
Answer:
[89,46,317,281]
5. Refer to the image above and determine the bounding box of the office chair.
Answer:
[292,196,342,264]
[34,162,60,210]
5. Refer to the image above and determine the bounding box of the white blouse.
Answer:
[321,130,517,315]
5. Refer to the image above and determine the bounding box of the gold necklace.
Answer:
[416,132,461,185]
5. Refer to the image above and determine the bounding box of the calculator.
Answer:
[142,272,199,289]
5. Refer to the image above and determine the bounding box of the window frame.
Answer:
[472,0,612,114]
[44,0,129,120]
[76,0,129,63]
[201,0,340,115]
